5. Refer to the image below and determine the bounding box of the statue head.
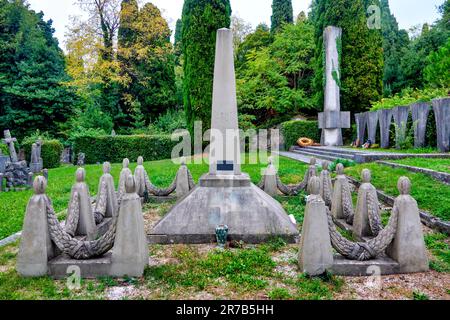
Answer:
[125,174,136,194]
[76,168,86,182]
[322,161,329,171]
[103,162,111,174]
[137,156,144,166]
[307,176,321,195]
[33,176,47,195]
[122,158,130,168]
[310,157,317,166]
[398,176,411,195]
[361,169,371,183]
[32,143,37,150]
[336,163,345,175]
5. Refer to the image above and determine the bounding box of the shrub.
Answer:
[0,144,8,155]
[22,139,63,169]
[329,158,356,172]
[73,134,182,164]
[281,120,320,149]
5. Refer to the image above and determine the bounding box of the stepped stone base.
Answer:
[331,255,400,276]
[148,173,299,244]
[48,253,113,279]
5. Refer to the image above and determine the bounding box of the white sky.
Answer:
[26,0,445,48]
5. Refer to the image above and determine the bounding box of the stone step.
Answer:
[300,147,356,160]
[304,146,365,156]
[292,148,355,161]
[291,149,344,162]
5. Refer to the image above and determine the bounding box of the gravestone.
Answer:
[0,149,8,174]
[432,98,450,152]
[366,111,379,144]
[77,153,85,166]
[149,29,298,244]
[378,109,393,148]
[410,102,430,148]
[392,106,410,149]
[299,177,333,276]
[355,113,368,145]
[30,142,43,173]
[2,130,18,162]
[318,26,350,146]
[60,147,72,164]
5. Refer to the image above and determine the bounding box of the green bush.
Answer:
[0,144,8,155]
[329,158,356,173]
[73,135,182,164]
[22,140,63,169]
[281,120,320,149]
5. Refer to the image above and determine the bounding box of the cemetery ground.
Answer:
[0,155,449,300]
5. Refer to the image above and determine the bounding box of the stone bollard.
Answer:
[319,161,333,207]
[27,172,34,188]
[387,177,429,273]
[175,157,191,198]
[17,176,56,277]
[111,174,149,277]
[299,177,334,276]
[65,168,97,240]
[118,158,132,201]
[0,173,3,192]
[43,169,48,181]
[353,169,382,239]
[263,156,278,197]
[134,156,146,198]
[95,162,118,219]
[331,163,354,222]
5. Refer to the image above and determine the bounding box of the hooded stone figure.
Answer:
[387,177,429,273]
[134,156,146,198]
[299,177,334,276]
[17,176,55,277]
[319,161,333,208]
[263,156,278,197]
[175,157,191,198]
[65,168,97,240]
[353,169,383,239]
[111,174,149,277]
[331,163,354,224]
[118,158,132,201]
[304,158,318,190]
[94,162,118,220]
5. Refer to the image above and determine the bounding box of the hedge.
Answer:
[281,120,320,149]
[73,135,180,165]
[22,139,64,169]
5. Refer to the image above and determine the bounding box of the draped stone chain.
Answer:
[342,180,355,224]
[367,190,383,236]
[65,191,80,237]
[326,206,398,261]
[46,197,117,260]
[187,170,196,190]
[94,180,107,224]
[144,170,177,197]
[321,173,333,208]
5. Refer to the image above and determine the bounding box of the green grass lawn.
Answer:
[345,163,450,221]
[344,146,441,154]
[0,155,308,240]
[388,158,450,173]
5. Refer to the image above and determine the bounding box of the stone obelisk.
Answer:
[149,28,298,244]
[319,26,350,146]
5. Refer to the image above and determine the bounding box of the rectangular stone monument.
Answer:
[355,113,368,144]
[392,106,411,149]
[366,111,379,144]
[318,26,350,146]
[2,130,18,163]
[433,98,450,152]
[149,28,298,244]
[378,109,393,148]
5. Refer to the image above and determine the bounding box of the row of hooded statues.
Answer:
[298,168,429,276]
[16,157,196,278]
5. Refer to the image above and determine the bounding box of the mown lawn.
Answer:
[0,155,308,240]
[388,158,450,174]
[345,163,450,221]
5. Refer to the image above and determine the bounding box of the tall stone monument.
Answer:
[2,130,18,162]
[149,28,298,244]
[318,26,350,146]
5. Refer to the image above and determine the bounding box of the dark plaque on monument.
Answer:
[217,161,234,172]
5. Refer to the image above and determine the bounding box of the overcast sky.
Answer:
[26,0,445,48]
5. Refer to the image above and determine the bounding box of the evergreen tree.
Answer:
[174,18,183,65]
[271,0,293,33]
[0,0,76,138]
[236,23,272,70]
[118,0,139,48]
[310,0,383,113]
[182,0,231,133]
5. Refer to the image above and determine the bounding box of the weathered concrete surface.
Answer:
[387,177,429,273]
[149,174,298,244]
[110,176,148,277]
[96,162,118,218]
[331,255,400,276]
[299,178,333,276]
[17,177,55,277]
[366,111,379,144]
[392,106,410,149]
[378,109,393,148]
[134,157,146,198]
[263,159,278,197]
[355,113,368,144]
[331,165,351,220]
[48,253,112,280]
[410,102,430,148]
[433,98,450,152]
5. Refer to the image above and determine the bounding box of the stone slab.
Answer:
[392,106,411,149]
[366,112,379,144]
[355,113,368,143]
[331,255,400,276]
[378,109,393,148]
[433,98,450,152]
[48,253,112,279]
[410,102,430,148]
[199,173,252,188]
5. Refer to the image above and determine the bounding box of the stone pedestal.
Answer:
[411,102,430,148]
[433,98,450,152]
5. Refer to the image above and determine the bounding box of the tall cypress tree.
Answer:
[182,0,231,133]
[310,0,383,113]
[271,0,293,33]
[174,18,183,65]
[118,0,139,48]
